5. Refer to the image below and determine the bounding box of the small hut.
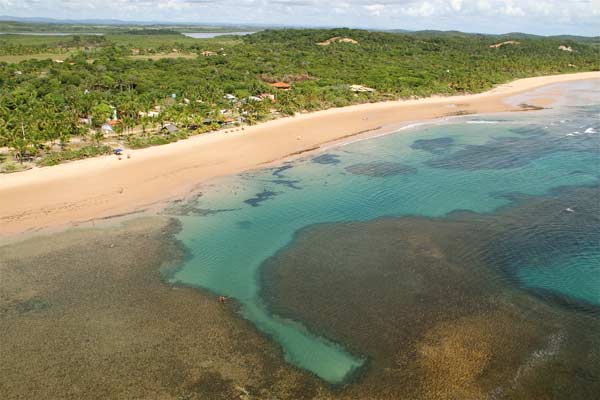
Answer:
[161,123,179,134]
[269,82,291,90]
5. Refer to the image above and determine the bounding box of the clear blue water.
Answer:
[167,80,599,383]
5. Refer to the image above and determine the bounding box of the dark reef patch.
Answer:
[271,179,302,190]
[269,164,302,189]
[168,206,239,217]
[312,154,341,165]
[485,185,600,313]
[236,220,253,229]
[0,217,324,399]
[427,131,598,171]
[345,161,417,177]
[163,193,239,217]
[271,164,294,178]
[410,137,454,153]
[489,185,600,268]
[244,189,279,207]
[13,298,51,314]
[509,125,548,136]
[260,185,600,399]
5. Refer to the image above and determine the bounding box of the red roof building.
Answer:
[269,82,292,90]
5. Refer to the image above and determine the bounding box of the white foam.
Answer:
[566,207,575,213]
[490,333,565,399]
[466,120,499,124]
[508,333,564,393]
[566,133,576,137]
[323,121,434,150]
[584,127,597,134]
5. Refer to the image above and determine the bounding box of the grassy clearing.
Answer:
[0,52,73,63]
[107,34,200,49]
[201,37,245,46]
[107,33,244,50]
[0,34,72,46]
[127,52,198,60]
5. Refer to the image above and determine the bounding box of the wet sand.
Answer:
[1,72,598,238]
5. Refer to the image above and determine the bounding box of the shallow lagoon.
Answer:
[167,80,599,386]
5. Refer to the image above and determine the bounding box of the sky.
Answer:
[0,0,599,36]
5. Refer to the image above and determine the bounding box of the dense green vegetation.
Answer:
[36,145,113,166]
[0,34,107,56]
[0,28,598,169]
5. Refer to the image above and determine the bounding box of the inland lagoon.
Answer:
[165,80,600,396]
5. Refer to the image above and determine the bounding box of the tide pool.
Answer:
[167,81,599,383]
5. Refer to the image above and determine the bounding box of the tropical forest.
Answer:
[0,26,598,171]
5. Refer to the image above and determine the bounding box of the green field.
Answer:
[0,53,74,63]
[126,52,198,61]
[107,33,201,48]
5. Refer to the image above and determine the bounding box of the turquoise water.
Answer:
[518,249,600,307]
[167,80,599,383]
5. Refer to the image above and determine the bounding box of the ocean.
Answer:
[165,80,599,395]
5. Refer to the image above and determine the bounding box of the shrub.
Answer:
[37,145,112,167]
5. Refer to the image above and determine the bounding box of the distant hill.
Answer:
[388,29,599,43]
[0,15,142,25]
[0,15,271,30]
[0,16,598,42]
[124,29,182,36]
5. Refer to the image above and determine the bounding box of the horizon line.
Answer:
[0,15,598,38]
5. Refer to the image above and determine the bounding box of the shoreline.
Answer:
[1,71,598,238]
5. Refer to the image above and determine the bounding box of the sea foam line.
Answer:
[489,332,565,399]
[466,120,500,124]
[323,120,442,150]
